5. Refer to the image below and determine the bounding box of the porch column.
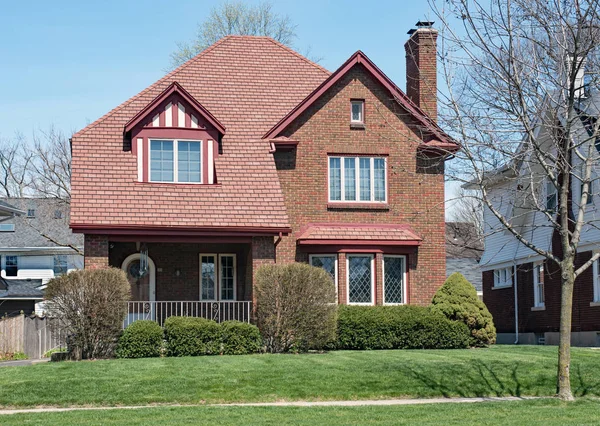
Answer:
[375,252,384,305]
[338,253,347,304]
[250,236,275,306]
[84,234,109,269]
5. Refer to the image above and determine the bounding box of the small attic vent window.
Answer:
[27,209,35,218]
[54,210,63,219]
[0,224,15,232]
[351,100,364,124]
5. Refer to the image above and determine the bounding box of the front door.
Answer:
[122,254,156,326]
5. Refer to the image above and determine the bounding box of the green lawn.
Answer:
[3,399,600,425]
[0,346,598,408]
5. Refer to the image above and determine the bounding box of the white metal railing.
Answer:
[124,301,253,328]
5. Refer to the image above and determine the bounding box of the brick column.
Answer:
[84,234,109,269]
[250,236,275,307]
[338,253,347,304]
[375,253,384,305]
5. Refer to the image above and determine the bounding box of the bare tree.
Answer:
[430,0,600,400]
[30,128,72,203]
[0,134,33,197]
[448,187,484,236]
[170,1,297,68]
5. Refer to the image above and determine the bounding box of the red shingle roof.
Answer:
[71,36,330,233]
[297,223,422,246]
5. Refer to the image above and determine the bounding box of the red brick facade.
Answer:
[273,62,447,306]
[84,235,109,269]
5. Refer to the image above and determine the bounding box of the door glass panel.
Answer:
[220,255,235,301]
[201,255,216,300]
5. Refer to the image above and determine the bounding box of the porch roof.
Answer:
[296,223,422,246]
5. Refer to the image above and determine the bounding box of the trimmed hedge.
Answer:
[221,321,262,355]
[432,272,497,347]
[336,305,470,350]
[116,320,163,359]
[164,317,221,356]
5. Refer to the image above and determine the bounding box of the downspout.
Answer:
[274,232,283,263]
[513,263,519,344]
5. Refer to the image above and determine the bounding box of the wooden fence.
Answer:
[0,315,66,359]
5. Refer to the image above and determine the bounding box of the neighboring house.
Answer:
[0,277,44,316]
[0,198,83,316]
[445,222,483,298]
[70,22,458,324]
[477,91,600,346]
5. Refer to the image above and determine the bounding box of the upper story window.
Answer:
[150,139,202,183]
[493,266,512,288]
[0,224,15,232]
[53,255,68,276]
[5,255,18,277]
[329,156,386,203]
[546,180,557,212]
[593,256,600,304]
[27,209,35,218]
[533,262,545,308]
[54,210,63,219]
[351,100,364,124]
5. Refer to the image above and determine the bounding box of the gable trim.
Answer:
[124,81,226,135]
[263,50,457,152]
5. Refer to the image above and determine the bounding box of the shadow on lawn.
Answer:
[402,359,599,398]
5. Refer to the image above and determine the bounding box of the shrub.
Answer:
[336,305,470,350]
[255,263,337,353]
[220,321,262,355]
[431,272,497,347]
[164,316,221,356]
[44,268,130,359]
[116,320,163,358]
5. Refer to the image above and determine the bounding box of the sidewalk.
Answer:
[0,358,49,368]
[0,396,538,415]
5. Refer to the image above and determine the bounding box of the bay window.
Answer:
[383,255,406,304]
[347,255,374,304]
[310,254,338,295]
[329,156,386,202]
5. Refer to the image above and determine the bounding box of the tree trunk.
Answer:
[557,258,575,401]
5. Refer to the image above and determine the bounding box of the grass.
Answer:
[3,399,600,425]
[0,346,599,408]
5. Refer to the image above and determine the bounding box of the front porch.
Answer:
[82,235,277,326]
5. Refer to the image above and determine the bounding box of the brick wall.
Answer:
[250,236,276,305]
[84,234,109,269]
[274,63,446,306]
[484,250,600,334]
[405,28,438,122]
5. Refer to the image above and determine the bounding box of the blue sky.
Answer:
[0,0,438,138]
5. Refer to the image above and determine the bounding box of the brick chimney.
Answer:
[405,21,438,122]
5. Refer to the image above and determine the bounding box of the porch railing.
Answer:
[124,301,253,328]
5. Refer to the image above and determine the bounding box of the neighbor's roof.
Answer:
[70,36,330,232]
[0,278,44,299]
[445,222,483,259]
[297,223,422,245]
[0,198,83,250]
[0,200,25,217]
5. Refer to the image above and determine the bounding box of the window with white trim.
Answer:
[150,139,202,183]
[351,100,364,123]
[383,255,406,304]
[493,267,512,288]
[310,254,338,297]
[4,255,18,277]
[347,254,374,305]
[533,262,545,308]
[53,255,68,276]
[200,254,236,301]
[593,257,600,303]
[329,156,386,202]
[0,224,15,232]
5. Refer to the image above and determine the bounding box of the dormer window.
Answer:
[150,140,202,183]
[351,100,364,124]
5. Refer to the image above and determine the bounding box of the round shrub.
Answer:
[164,316,221,356]
[431,272,497,347]
[44,268,131,360]
[336,305,470,350]
[255,263,337,353]
[220,321,262,355]
[116,320,163,358]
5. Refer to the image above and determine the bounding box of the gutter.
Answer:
[274,232,283,263]
[514,263,519,344]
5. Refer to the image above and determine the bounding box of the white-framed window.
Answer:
[4,255,18,277]
[0,224,15,232]
[309,254,338,298]
[383,255,406,304]
[351,100,364,123]
[200,253,236,301]
[53,255,68,276]
[493,267,513,288]
[546,180,557,212]
[328,156,386,202]
[593,256,600,303]
[533,262,545,308]
[347,254,374,305]
[149,139,202,183]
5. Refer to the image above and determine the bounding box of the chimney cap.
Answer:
[416,21,434,28]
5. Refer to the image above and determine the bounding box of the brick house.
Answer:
[70,22,458,324]
[477,90,600,346]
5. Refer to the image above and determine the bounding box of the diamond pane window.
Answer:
[201,255,216,300]
[384,256,405,304]
[220,255,235,301]
[348,255,373,304]
[310,255,337,286]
